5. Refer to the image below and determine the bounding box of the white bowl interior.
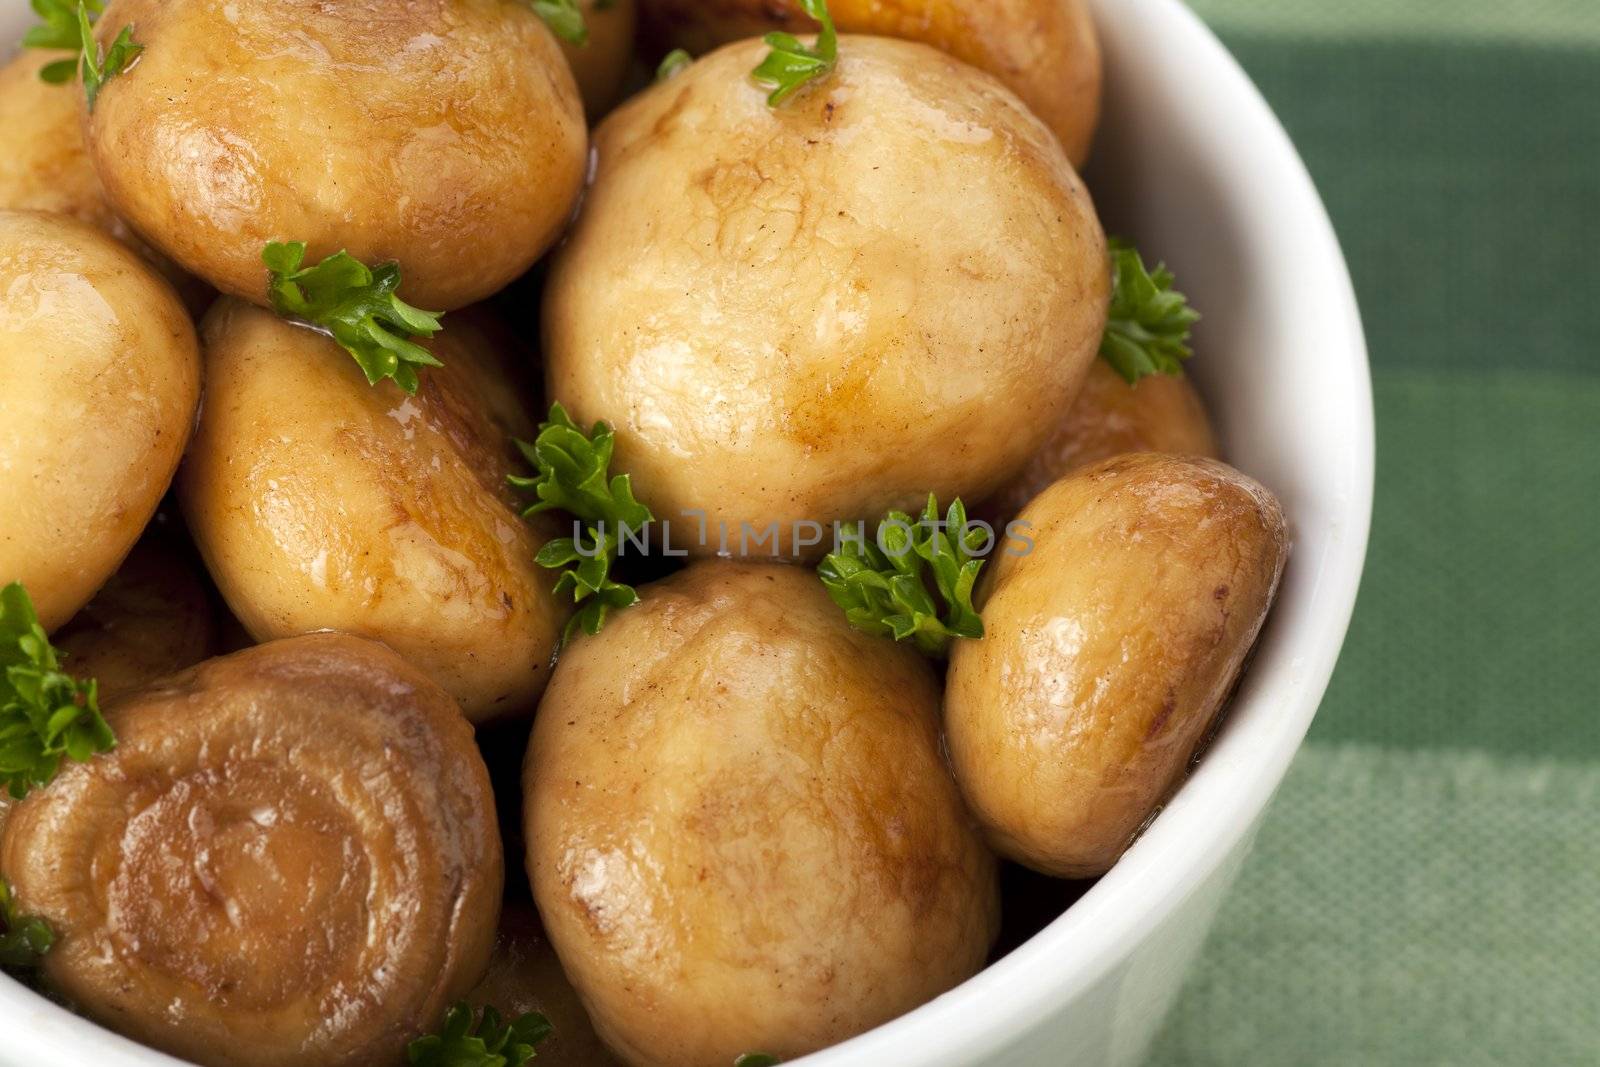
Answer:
[0,0,1372,1064]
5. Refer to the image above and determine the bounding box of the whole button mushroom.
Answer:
[526,563,1000,1067]
[0,210,200,632]
[544,36,1109,558]
[0,634,503,1067]
[947,454,1289,878]
[82,0,587,310]
[180,301,569,722]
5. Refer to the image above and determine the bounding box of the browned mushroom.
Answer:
[179,302,570,722]
[562,0,638,117]
[543,37,1108,559]
[947,455,1288,877]
[0,634,503,1067]
[0,52,204,307]
[0,210,201,632]
[84,0,587,310]
[0,51,118,233]
[527,563,999,1067]
[52,535,217,700]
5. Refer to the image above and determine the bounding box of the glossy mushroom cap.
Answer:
[0,634,503,1067]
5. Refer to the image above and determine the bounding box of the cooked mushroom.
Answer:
[544,37,1108,557]
[946,454,1288,877]
[981,361,1220,523]
[0,51,119,234]
[526,563,999,1067]
[84,0,587,310]
[0,51,204,306]
[180,301,569,722]
[0,634,503,1067]
[0,209,200,631]
[52,535,217,700]
[562,0,638,117]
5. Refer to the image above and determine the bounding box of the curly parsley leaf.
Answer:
[262,241,444,396]
[1100,237,1201,384]
[509,404,651,530]
[407,1003,553,1067]
[509,404,655,642]
[0,583,114,801]
[23,0,94,49]
[36,55,79,83]
[657,48,693,82]
[734,1057,782,1067]
[818,495,986,658]
[530,0,588,45]
[75,2,141,111]
[23,0,101,83]
[0,877,54,971]
[751,0,837,106]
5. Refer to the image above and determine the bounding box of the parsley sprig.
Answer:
[0,877,53,971]
[818,495,986,658]
[22,0,100,84]
[530,0,588,45]
[407,1003,553,1067]
[751,0,837,106]
[262,242,444,396]
[735,1056,781,1067]
[1100,238,1201,384]
[509,404,655,642]
[0,583,113,801]
[74,1,141,111]
[657,48,693,82]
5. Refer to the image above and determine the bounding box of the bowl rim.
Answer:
[0,0,1373,1063]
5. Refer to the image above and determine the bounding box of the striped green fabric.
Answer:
[1154,746,1600,1063]
[1150,3,1600,1063]
[1191,0,1600,45]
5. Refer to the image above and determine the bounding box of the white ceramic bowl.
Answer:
[0,0,1372,1063]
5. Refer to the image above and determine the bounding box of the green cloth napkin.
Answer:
[1150,1,1600,1062]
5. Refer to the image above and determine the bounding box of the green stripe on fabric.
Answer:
[1188,0,1600,47]
[1150,742,1600,1065]
[1310,368,1600,759]
[1212,34,1600,378]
